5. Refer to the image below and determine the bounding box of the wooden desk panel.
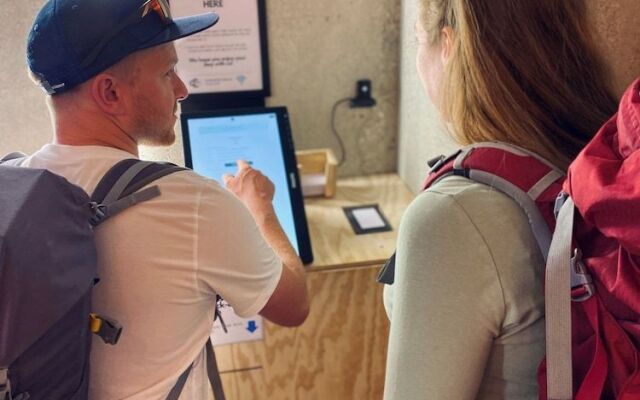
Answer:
[219,266,389,400]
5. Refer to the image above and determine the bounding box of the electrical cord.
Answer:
[331,97,352,166]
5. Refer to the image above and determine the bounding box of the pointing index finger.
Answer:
[237,160,251,170]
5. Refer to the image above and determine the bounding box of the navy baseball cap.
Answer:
[27,0,219,95]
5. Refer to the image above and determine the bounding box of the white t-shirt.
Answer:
[21,144,283,399]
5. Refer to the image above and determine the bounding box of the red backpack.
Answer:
[538,78,640,400]
[378,78,640,400]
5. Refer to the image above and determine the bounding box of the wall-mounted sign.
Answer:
[171,0,270,98]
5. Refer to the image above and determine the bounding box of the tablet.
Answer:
[181,106,313,264]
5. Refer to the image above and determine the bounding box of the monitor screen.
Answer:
[181,107,313,264]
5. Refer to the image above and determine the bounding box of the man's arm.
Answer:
[223,160,309,327]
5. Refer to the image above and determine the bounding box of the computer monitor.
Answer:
[180,106,313,264]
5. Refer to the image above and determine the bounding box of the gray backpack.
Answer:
[0,155,224,400]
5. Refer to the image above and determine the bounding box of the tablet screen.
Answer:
[181,107,313,264]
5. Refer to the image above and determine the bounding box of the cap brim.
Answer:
[140,12,220,51]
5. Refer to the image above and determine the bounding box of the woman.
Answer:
[383,0,616,399]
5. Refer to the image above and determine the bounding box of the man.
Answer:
[22,0,309,398]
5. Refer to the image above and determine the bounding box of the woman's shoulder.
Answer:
[401,174,544,292]
[402,174,545,319]
[397,175,545,334]
[405,175,531,233]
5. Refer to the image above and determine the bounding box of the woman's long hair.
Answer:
[421,0,617,169]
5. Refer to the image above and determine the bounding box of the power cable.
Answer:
[330,97,352,166]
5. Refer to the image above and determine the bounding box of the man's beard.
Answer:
[132,94,176,146]
[137,129,176,146]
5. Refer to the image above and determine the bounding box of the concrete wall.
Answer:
[397,0,640,193]
[588,1,640,98]
[395,0,455,193]
[0,1,401,177]
[1,1,53,154]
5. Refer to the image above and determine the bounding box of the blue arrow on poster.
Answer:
[211,304,264,346]
[247,320,258,333]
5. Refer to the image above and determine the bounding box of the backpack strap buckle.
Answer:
[90,313,123,345]
[554,192,570,219]
[427,155,447,172]
[214,296,228,334]
[427,150,462,174]
[570,248,595,302]
[0,368,12,400]
[89,202,108,227]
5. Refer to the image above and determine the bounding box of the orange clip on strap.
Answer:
[89,313,102,333]
[89,313,123,345]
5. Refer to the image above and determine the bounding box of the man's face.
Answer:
[127,43,188,146]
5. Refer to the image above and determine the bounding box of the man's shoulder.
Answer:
[157,167,222,191]
[153,167,242,207]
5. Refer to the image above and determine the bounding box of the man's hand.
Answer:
[223,159,309,327]
[223,160,275,221]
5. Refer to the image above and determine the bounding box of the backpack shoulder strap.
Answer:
[89,159,186,227]
[426,142,564,260]
[206,339,225,400]
[378,142,565,285]
[545,196,575,400]
[426,142,564,203]
[0,152,27,166]
[165,339,226,400]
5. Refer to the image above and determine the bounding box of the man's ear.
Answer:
[440,26,454,64]
[89,73,128,116]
